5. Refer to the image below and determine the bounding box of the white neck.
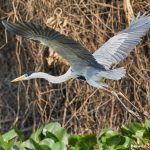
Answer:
[28,68,74,83]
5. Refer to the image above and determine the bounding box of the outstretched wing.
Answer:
[93,13,150,69]
[2,21,100,68]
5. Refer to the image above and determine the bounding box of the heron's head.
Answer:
[11,71,34,82]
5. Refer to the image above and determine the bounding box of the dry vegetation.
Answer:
[0,0,150,137]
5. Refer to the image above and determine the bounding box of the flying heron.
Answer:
[2,13,150,91]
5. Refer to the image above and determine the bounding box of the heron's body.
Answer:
[2,13,150,89]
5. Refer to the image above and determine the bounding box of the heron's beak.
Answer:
[11,75,25,83]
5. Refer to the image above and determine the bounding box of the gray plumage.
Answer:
[93,13,150,69]
[2,21,102,68]
[2,13,150,89]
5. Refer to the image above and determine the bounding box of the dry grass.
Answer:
[0,0,150,137]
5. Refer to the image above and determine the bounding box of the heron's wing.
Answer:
[2,21,100,68]
[93,13,150,69]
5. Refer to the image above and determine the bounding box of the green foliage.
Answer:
[0,121,150,150]
[69,134,97,150]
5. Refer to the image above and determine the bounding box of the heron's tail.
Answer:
[98,67,126,80]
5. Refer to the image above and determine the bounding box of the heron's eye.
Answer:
[24,73,29,77]
[24,71,33,77]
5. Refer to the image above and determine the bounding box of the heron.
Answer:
[2,13,150,92]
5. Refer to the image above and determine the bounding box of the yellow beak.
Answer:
[11,75,25,83]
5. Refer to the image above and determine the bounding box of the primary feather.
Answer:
[93,13,150,69]
[2,21,101,69]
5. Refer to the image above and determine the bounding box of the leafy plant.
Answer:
[0,120,150,150]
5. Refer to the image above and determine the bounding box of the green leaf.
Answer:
[121,136,131,148]
[43,123,61,136]
[128,123,145,144]
[69,134,96,150]
[30,125,44,143]
[22,138,52,150]
[134,130,145,139]
[43,122,69,144]
[98,129,132,150]
[14,128,24,141]
[44,132,59,142]
[121,125,136,141]
[38,145,52,150]
[40,138,55,148]
[144,120,150,129]
[29,138,44,150]
[105,135,123,146]
[127,122,144,133]
[11,144,20,150]
[0,135,7,150]
[52,142,66,150]
[100,131,119,143]
[2,129,18,142]
[143,129,150,140]
[98,128,109,138]
[21,139,35,149]
[121,125,134,135]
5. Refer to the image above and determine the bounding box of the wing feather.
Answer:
[2,21,100,68]
[93,13,150,69]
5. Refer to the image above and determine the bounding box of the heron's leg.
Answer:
[87,80,146,120]
[99,86,142,121]
[88,80,145,120]
[105,86,147,118]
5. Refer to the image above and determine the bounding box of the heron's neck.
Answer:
[30,69,73,83]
